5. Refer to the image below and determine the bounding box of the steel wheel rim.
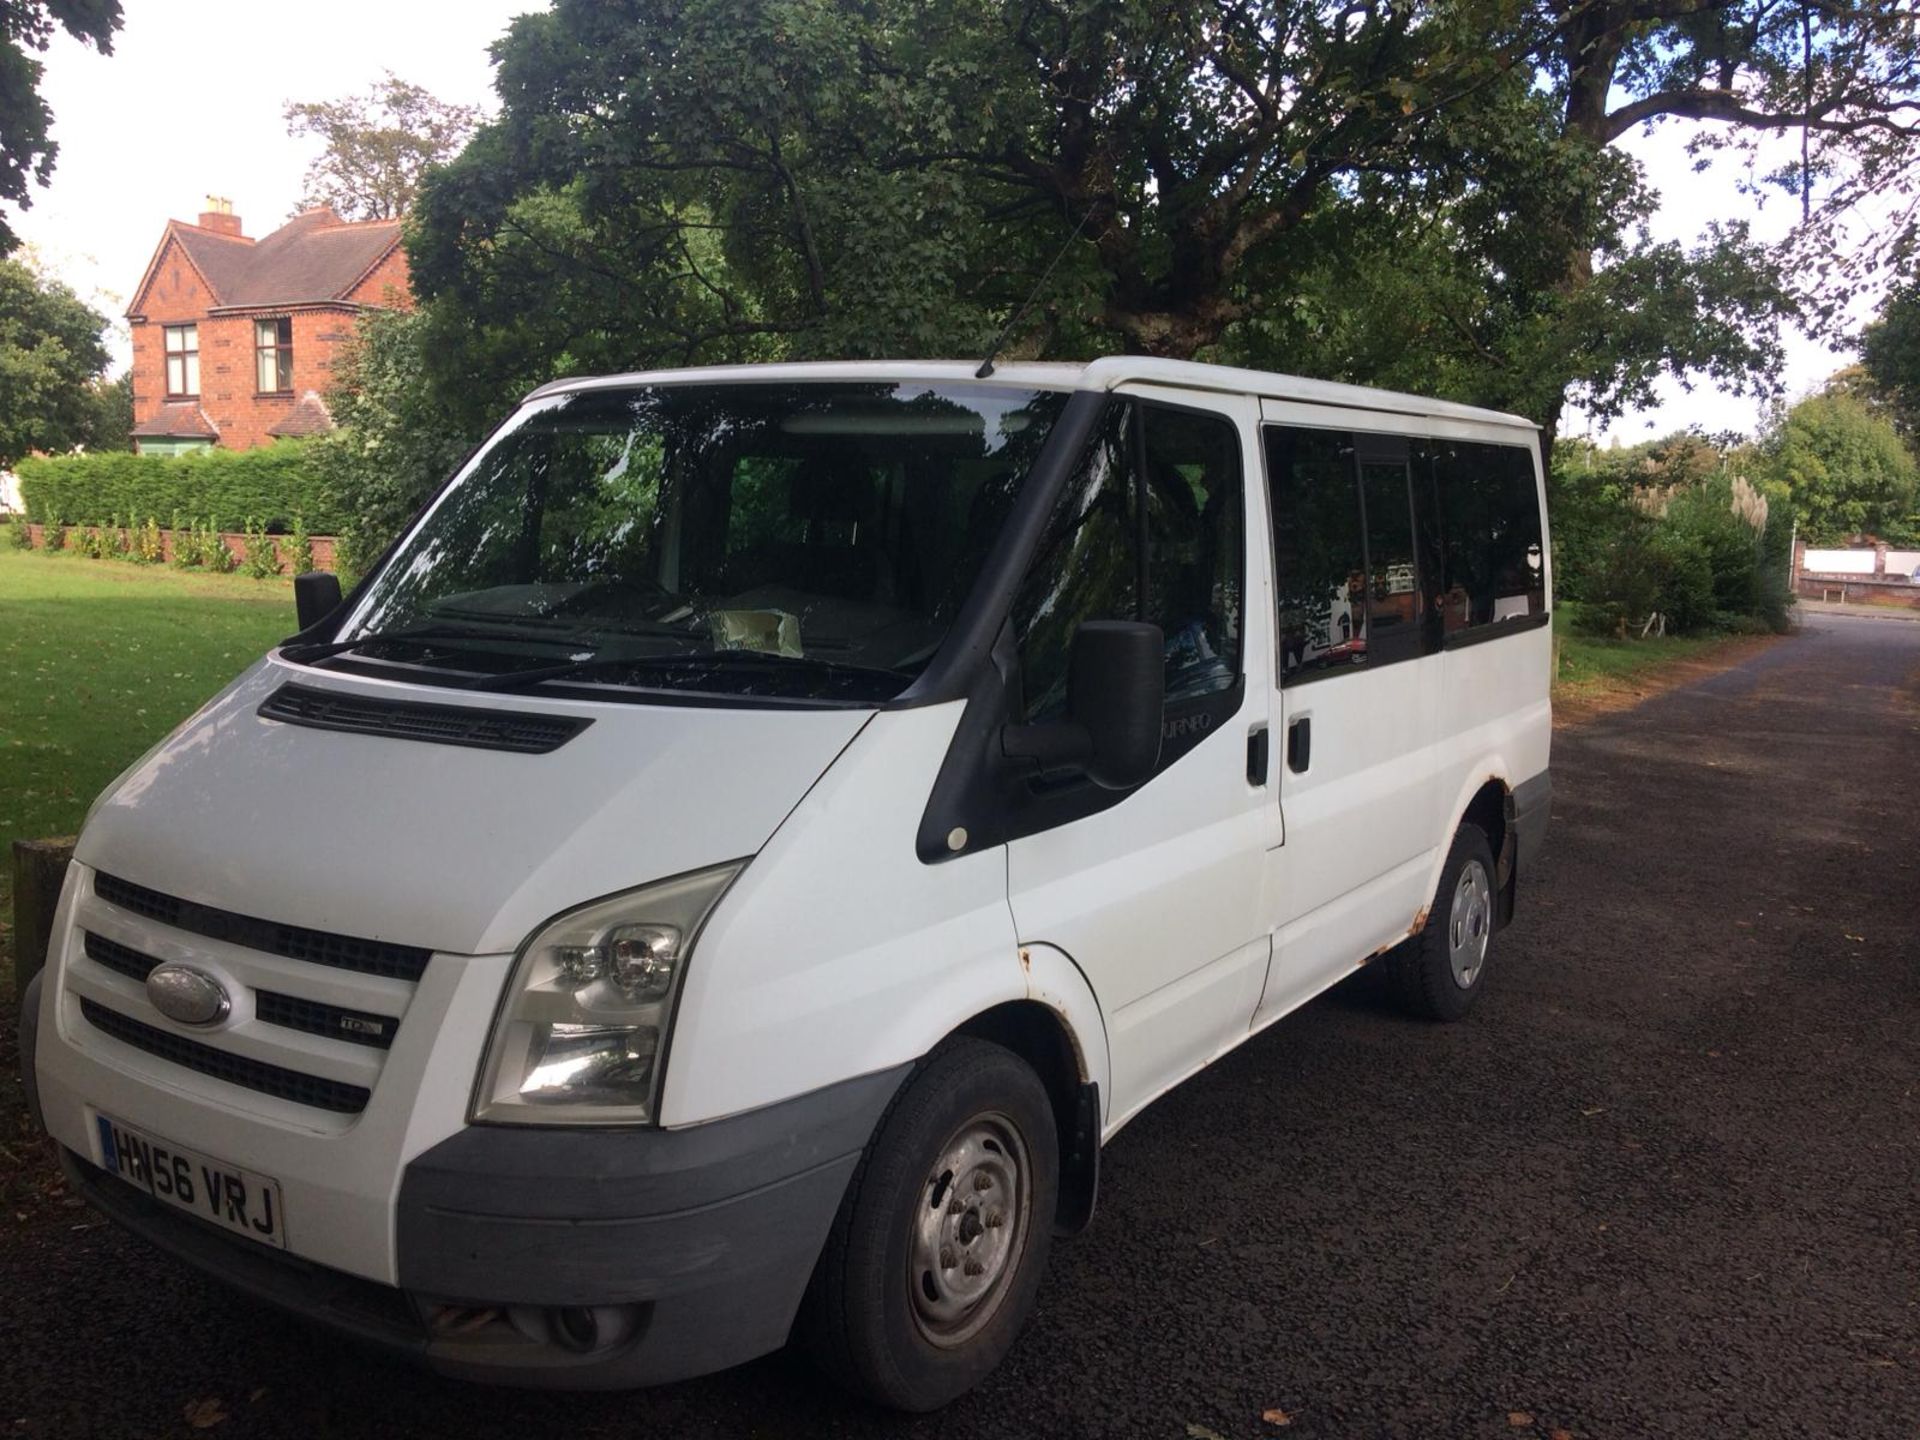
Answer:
[1448,858,1492,989]
[907,1111,1031,1348]
[1443,856,1489,990]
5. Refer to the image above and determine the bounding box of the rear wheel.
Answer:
[1387,822,1499,1021]
[800,1038,1058,1411]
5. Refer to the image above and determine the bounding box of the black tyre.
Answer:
[800,1037,1059,1411]
[1387,822,1499,1021]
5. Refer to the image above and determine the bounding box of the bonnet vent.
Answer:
[258,683,591,755]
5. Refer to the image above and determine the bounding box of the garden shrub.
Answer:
[1555,437,1793,636]
[242,517,281,578]
[284,514,314,576]
[16,443,344,535]
[167,510,191,568]
[136,516,164,565]
[41,507,64,549]
[201,521,237,573]
[7,515,31,548]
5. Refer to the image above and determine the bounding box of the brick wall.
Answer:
[1791,537,1920,608]
[26,523,338,573]
[348,244,412,309]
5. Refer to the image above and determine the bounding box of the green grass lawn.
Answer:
[1551,603,1765,701]
[0,545,295,986]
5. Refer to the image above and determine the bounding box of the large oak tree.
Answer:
[409,0,1918,442]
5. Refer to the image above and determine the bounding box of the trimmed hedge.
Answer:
[17,443,344,535]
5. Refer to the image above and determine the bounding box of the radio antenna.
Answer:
[976,203,1101,379]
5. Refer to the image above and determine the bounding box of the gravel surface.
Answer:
[3,610,1916,1439]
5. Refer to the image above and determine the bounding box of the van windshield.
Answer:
[326,382,1068,702]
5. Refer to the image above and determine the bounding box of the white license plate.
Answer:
[93,1113,286,1249]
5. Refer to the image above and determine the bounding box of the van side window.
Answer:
[1012,402,1138,722]
[1266,425,1366,685]
[1359,459,1421,664]
[1014,400,1245,725]
[1432,440,1547,635]
[1144,406,1243,704]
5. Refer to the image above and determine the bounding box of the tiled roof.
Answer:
[265,391,335,438]
[145,208,401,314]
[131,403,220,439]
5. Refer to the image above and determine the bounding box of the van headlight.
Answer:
[474,862,744,1125]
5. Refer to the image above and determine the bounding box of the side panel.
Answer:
[1261,666,1440,1021]
[664,703,1029,1126]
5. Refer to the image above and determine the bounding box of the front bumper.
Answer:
[61,1062,910,1388]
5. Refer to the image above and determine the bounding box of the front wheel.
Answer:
[1387,822,1499,1021]
[799,1038,1058,1411]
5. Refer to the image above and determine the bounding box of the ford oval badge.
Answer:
[146,964,231,1027]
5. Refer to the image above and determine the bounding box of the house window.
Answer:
[255,317,293,393]
[163,324,199,397]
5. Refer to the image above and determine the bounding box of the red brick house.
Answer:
[126,199,410,454]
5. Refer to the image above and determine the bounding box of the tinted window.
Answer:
[1432,440,1547,634]
[1267,426,1366,684]
[1360,460,1421,662]
[1015,401,1245,725]
[1143,406,1244,704]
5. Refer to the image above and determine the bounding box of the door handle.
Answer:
[1287,716,1311,773]
[1247,726,1269,786]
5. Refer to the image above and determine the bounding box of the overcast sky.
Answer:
[9,1,1879,443]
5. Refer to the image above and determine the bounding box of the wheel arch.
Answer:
[948,956,1107,1237]
[1437,767,1518,929]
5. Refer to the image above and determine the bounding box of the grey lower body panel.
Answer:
[1512,771,1551,874]
[64,1061,913,1390]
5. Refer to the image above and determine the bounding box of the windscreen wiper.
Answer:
[280,623,525,663]
[459,650,911,693]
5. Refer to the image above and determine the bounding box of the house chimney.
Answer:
[197,195,243,237]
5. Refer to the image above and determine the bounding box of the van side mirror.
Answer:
[294,571,343,631]
[1002,621,1164,790]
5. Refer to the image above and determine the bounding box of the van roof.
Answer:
[524,358,1539,433]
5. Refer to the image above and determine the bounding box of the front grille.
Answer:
[83,933,398,1051]
[93,872,431,983]
[84,931,156,983]
[80,999,371,1114]
[259,682,592,755]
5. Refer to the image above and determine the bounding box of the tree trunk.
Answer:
[10,837,74,1007]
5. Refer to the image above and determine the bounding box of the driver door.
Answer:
[1003,390,1275,1129]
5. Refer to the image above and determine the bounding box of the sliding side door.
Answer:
[1254,423,1444,1024]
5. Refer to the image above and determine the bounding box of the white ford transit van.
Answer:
[23,359,1550,1410]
